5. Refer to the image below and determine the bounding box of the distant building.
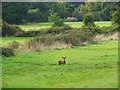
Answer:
[66,17,78,22]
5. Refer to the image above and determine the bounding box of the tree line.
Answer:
[2,2,118,24]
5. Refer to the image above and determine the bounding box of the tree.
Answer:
[26,8,44,23]
[100,2,117,21]
[2,2,29,24]
[48,9,65,27]
[112,11,118,24]
[83,13,95,26]
[111,2,120,24]
[116,2,120,24]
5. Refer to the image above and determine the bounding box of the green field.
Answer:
[2,40,118,88]
[2,37,33,46]
[19,22,52,31]
[19,21,112,31]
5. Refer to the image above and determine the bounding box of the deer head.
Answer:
[62,57,66,61]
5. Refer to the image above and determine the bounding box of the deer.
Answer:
[58,57,66,65]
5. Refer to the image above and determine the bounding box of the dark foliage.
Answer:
[81,24,118,34]
[83,13,95,26]
[2,2,118,24]
[14,30,47,37]
[2,22,24,37]
[47,24,72,34]
[2,47,15,57]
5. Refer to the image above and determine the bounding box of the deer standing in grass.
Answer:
[58,57,66,65]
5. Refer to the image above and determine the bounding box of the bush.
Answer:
[2,47,15,57]
[81,24,119,34]
[65,30,94,46]
[48,9,65,27]
[8,41,20,49]
[102,24,119,33]
[14,29,47,37]
[28,34,57,49]
[83,13,95,26]
[2,22,24,37]
[28,30,94,48]
[47,24,72,34]
[81,26,103,34]
[15,25,71,37]
[39,34,57,45]
[53,19,65,27]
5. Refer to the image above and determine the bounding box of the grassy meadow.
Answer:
[2,21,118,88]
[2,37,33,46]
[2,40,118,88]
[2,2,119,88]
[18,21,112,31]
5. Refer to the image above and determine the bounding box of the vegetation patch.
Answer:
[2,22,24,37]
[14,29,47,37]
[7,41,20,49]
[80,24,119,34]
[2,47,15,57]
[14,25,71,37]
[27,30,94,50]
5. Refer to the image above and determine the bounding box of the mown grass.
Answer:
[2,40,118,88]
[2,37,33,46]
[19,22,52,31]
[18,21,112,31]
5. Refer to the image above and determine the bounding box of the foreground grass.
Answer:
[19,21,112,31]
[2,40,118,88]
[2,37,33,46]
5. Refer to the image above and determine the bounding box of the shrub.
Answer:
[81,26,103,34]
[83,13,95,26]
[2,47,15,57]
[65,30,94,46]
[2,22,24,37]
[7,41,20,49]
[48,9,65,27]
[103,24,119,33]
[53,19,65,27]
[81,24,119,34]
[47,24,72,34]
[27,34,58,49]
[14,25,71,37]
[14,29,47,37]
[28,30,94,48]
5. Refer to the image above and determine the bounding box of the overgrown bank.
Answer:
[2,22,119,57]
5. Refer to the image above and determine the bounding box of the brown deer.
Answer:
[58,57,66,65]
